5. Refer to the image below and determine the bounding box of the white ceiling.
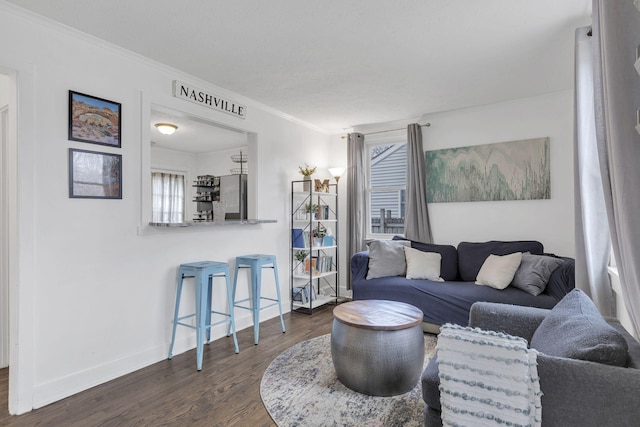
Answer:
[7,0,592,134]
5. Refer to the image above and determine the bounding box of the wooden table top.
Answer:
[333,300,424,331]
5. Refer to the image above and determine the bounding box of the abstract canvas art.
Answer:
[425,137,550,203]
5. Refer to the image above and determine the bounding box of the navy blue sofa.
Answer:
[351,239,575,329]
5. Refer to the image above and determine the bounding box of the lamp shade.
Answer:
[155,123,178,135]
[328,167,345,178]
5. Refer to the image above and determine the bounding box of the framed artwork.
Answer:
[69,148,122,199]
[425,137,550,203]
[68,90,121,147]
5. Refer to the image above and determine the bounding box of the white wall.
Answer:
[197,146,249,177]
[0,74,9,369]
[349,91,575,257]
[0,73,9,107]
[421,91,575,257]
[0,4,332,412]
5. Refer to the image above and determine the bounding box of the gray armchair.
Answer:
[422,301,640,427]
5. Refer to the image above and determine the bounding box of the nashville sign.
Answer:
[173,80,246,119]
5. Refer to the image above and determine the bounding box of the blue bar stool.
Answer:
[168,261,239,371]
[229,254,286,344]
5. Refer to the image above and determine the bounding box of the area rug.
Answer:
[260,333,437,427]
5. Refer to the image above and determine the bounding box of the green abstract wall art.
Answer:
[425,137,550,203]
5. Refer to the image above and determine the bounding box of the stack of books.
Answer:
[292,285,317,304]
[303,256,333,274]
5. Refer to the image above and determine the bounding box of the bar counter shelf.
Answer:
[149,219,277,227]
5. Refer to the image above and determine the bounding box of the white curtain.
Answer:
[152,172,185,223]
[347,132,366,290]
[404,123,432,243]
[592,0,640,334]
[573,26,614,316]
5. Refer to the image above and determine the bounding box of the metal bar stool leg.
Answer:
[168,269,185,359]
[195,269,209,371]
[205,274,213,344]
[227,261,241,337]
[252,262,261,344]
[271,262,286,333]
[224,269,239,353]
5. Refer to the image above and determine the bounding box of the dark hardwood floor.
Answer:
[0,305,335,426]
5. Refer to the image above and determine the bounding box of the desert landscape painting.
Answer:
[69,91,121,147]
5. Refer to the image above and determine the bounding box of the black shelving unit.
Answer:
[290,179,339,314]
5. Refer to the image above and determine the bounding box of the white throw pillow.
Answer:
[404,246,444,281]
[475,252,523,289]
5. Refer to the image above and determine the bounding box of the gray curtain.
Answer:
[404,123,432,243]
[592,0,640,334]
[573,26,614,316]
[347,132,366,290]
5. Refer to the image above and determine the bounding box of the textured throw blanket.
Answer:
[436,324,542,427]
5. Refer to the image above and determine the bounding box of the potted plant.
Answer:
[312,223,327,247]
[294,250,308,274]
[298,163,317,191]
[304,202,318,220]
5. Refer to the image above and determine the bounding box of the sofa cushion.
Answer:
[366,240,410,279]
[404,246,443,281]
[457,240,544,282]
[512,253,565,296]
[421,352,441,411]
[475,252,522,289]
[530,289,629,366]
[393,236,458,280]
[543,257,576,300]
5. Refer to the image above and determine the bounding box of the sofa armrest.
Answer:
[537,354,640,426]
[350,251,370,282]
[469,302,549,341]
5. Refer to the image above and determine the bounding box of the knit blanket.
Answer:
[436,324,542,427]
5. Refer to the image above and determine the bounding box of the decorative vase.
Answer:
[303,176,312,192]
[296,263,306,275]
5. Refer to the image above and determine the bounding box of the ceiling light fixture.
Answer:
[155,123,178,135]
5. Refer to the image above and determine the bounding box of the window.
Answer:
[366,140,407,237]
[151,171,185,223]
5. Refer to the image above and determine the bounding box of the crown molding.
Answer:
[0,1,331,135]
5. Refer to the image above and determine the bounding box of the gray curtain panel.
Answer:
[592,0,640,334]
[404,123,433,243]
[347,132,366,290]
[573,26,614,316]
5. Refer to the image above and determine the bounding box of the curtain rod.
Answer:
[340,122,431,139]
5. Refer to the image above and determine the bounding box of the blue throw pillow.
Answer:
[530,289,628,366]
[543,257,575,300]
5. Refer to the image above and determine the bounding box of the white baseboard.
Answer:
[33,344,164,409]
[31,306,284,409]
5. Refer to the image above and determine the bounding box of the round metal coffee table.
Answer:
[331,299,424,396]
